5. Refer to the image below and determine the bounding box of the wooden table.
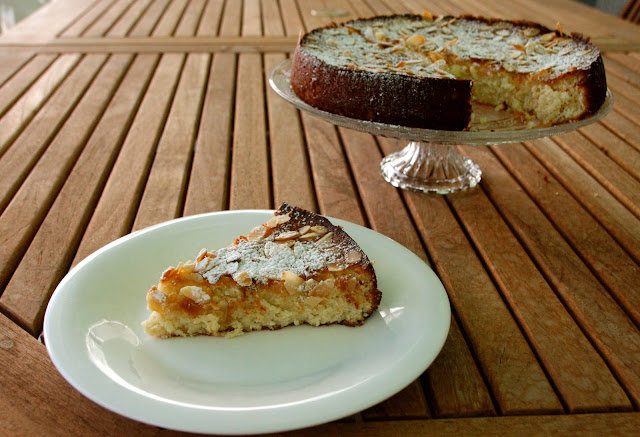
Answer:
[1,0,639,435]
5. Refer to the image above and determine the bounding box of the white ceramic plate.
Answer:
[44,210,451,435]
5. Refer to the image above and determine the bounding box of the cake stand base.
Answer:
[380,141,482,194]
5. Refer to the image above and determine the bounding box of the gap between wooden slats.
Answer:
[524,137,640,264]
[0,53,136,333]
[492,145,640,329]
[0,54,58,119]
[261,0,316,211]
[0,49,36,89]
[59,0,115,37]
[552,131,640,220]
[468,146,640,409]
[375,137,562,417]
[442,168,631,412]
[0,54,82,163]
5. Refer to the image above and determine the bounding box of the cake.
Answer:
[290,14,607,130]
[142,204,382,338]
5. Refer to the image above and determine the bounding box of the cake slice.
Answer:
[143,204,382,338]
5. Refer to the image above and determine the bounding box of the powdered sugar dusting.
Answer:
[302,15,599,80]
[196,238,341,284]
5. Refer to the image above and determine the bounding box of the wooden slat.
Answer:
[0,54,57,118]
[468,145,640,408]
[70,54,177,264]
[152,0,189,37]
[397,186,563,415]
[196,0,224,36]
[553,130,640,219]
[59,0,115,37]
[127,0,170,37]
[0,0,100,43]
[0,312,158,436]
[262,0,315,211]
[133,53,208,230]
[106,0,153,37]
[0,54,136,334]
[257,412,640,436]
[227,0,270,210]
[0,54,81,160]
[492,143,640,328]
[448,149,631,412]
[82,0,134,37]
[0,55,101,216]
[337,128,489,419]
[524,137,640,263]
[0,48,34,87]
[578,124,640,183]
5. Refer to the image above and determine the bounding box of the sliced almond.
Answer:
[298,225,311,235]
[180,285,211,303]
[327,262,343,272]
[299,232,320,241]
[304,296,325,308]
[523,27,540,37]
[236,271,252,287]
[540,32,555,42]
[310,225,327,235]
[315,231,334,247]
[266,214,291,228]
[282,270,304,293]
[406,34,425,47]
[248,225,268,241]
[345,249,362,264]
[275,230,300,241]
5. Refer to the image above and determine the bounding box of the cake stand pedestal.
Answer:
[270,59,613,194]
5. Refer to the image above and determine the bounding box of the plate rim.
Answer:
[44,209,451,434]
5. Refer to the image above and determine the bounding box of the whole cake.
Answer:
[143,204,382,338]
[290,14,607,130]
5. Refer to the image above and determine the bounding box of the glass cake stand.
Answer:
[269,59,613,194]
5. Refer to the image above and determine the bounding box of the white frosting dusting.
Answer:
[195,236,341,285]
[302,15,599,80]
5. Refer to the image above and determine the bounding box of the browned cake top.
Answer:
[193,204,371,285]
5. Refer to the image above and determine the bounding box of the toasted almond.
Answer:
[180,285,211,303]
[406,34,425,47]
[345,249,362,264]
[540,32,555,42]
[298,225,311,235]
[236,271,252,287]
[302,278,318,292]
[315,231,334,247]
[275,230,299,241]
[327,262,343,272]
[248,225,268,241]
[299,232,320,240]
[310,225,327,235]
[304,296,325,308]
[266,214,290,228]
[283,270,304,293]
[423,11,433,22]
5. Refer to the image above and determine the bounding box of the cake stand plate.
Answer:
[269,58,613,194]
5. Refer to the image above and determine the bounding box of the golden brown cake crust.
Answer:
[290,14,607,130]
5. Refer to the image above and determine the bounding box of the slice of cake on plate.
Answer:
[142,204,382,338]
